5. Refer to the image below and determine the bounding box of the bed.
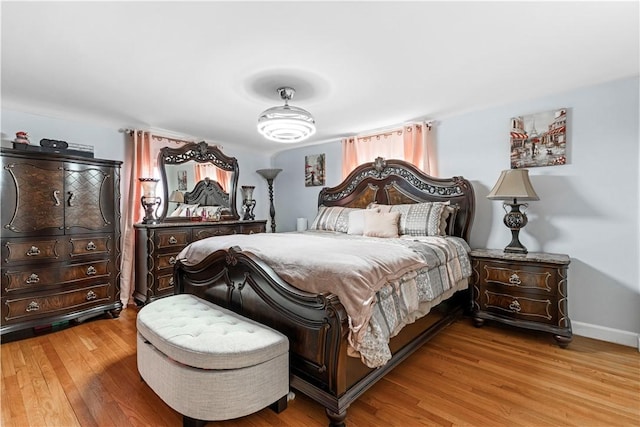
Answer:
[173,157,475,426]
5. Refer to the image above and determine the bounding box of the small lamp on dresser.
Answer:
[487,169,539,254]
[169,190,184,206]
[139,178,161,224]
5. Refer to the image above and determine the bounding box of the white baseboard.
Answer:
[572,321,640,351]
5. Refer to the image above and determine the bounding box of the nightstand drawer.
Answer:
[156,253,180,270]
[482,264,553,292]
[482,290,554,324]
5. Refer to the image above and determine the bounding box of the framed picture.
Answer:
[177,170,188,191]
[510,108,567,168]
[305,154,325,187]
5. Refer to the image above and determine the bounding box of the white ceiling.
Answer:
[2,1,638,154]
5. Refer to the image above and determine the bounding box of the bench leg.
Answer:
[183,416,206,427]
[269,394,288,413]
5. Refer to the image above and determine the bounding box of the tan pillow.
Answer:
[363,211,400,238]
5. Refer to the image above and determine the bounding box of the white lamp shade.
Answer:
[487,169,539,201]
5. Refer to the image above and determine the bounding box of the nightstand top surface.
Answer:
[470,248,570,265]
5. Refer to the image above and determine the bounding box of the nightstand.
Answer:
[469,249,572,347]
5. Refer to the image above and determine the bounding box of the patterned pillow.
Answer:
[368,202,450,236]
[310,206,360,233]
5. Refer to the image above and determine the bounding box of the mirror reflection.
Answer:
[157,142,239,222]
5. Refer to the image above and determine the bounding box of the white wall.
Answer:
[273,76,640,347]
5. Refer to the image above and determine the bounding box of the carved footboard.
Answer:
[174,246,355,423]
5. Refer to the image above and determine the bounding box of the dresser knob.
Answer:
[169,256,176,265]
[26,301,40,312]
[169,277,174,286]
[26,273,40,284]
[509,299,521,312]
[86,241,97,251]
[86,266,97,276]
[509,273,521,285]
[168,236,178,244]
[26,246,41,257]
[86,290,97,301]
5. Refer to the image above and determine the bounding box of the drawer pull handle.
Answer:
[169,256,176,265]
[26,273,40,284]
[86,241,97,251]
[86,290,97,301]
[86,266,97,276]
[169,277,174,286]
[53,190,61,206]
[509,273,521,285]
[26,301,40,312]
[168,236,178,244]
[509,299,521,312]
[67,192,76,207]
[26,246,41,257]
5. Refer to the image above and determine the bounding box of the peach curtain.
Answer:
[194,164,231,192]
[120,130,154,307]
[341,122,434,178]
[120,132,195,307]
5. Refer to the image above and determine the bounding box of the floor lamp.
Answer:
[256,168,282,233]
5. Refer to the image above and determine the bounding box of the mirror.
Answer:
[157,141,239,222]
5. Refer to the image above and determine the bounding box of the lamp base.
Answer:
[502,203,529,254]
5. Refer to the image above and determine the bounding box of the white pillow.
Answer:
[363,211,400,238]
[348,207,379,235]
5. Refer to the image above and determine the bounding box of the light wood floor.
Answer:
[2,306,638,427]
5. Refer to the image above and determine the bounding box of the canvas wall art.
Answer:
[177,170,188,190]
[305,153,325,187]
[510,108,567,169]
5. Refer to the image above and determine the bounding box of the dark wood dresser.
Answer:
[133,220,266,305]
[1,148,122,335]
[470,248,572,347]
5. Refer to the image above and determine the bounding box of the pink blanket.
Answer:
[178,231,429,350]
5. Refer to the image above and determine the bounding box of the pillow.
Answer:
[363,211,400,238]
[310,206,360,233]
[368,201,450,236]
[347,207,379,235]
[440,205,459,235]
[168,205,184,217]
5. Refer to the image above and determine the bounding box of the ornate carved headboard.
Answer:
[184,177,229,207]
[318,157,475,241]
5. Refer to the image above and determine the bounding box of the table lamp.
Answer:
[487,169,539,254]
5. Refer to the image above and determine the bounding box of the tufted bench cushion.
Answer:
[136,294,289,426]
[137,293,288,370]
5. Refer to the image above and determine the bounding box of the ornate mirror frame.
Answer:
[157,141,240,222]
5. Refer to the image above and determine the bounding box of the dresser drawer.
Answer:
[481,290,554,324]
[155,230,190,249]
[156,252,180,271]
[3,239,62,265]
[193,226,237,241]
[3,260,111,295]
[157,273,175,294]
[241,223,266,234]
[2,283,113,324]
[69,236,111,258]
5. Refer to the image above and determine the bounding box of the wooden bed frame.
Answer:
[174,158,475,426]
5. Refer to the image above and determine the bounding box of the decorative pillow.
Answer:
[169,205,184,217]
[363,211,400,238]
[440,204,459,235]
[310,206,360,233]
[347,207,379,235]
[368,201,450,236]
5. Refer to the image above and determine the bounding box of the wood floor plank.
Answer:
[1,308,638,427]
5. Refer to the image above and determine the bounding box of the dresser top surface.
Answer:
[134,219,266,229]
[470,248,570,265]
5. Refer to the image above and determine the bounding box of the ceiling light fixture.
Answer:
[257,87,316,143]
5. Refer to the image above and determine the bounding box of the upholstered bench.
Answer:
[136,294,289,427]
